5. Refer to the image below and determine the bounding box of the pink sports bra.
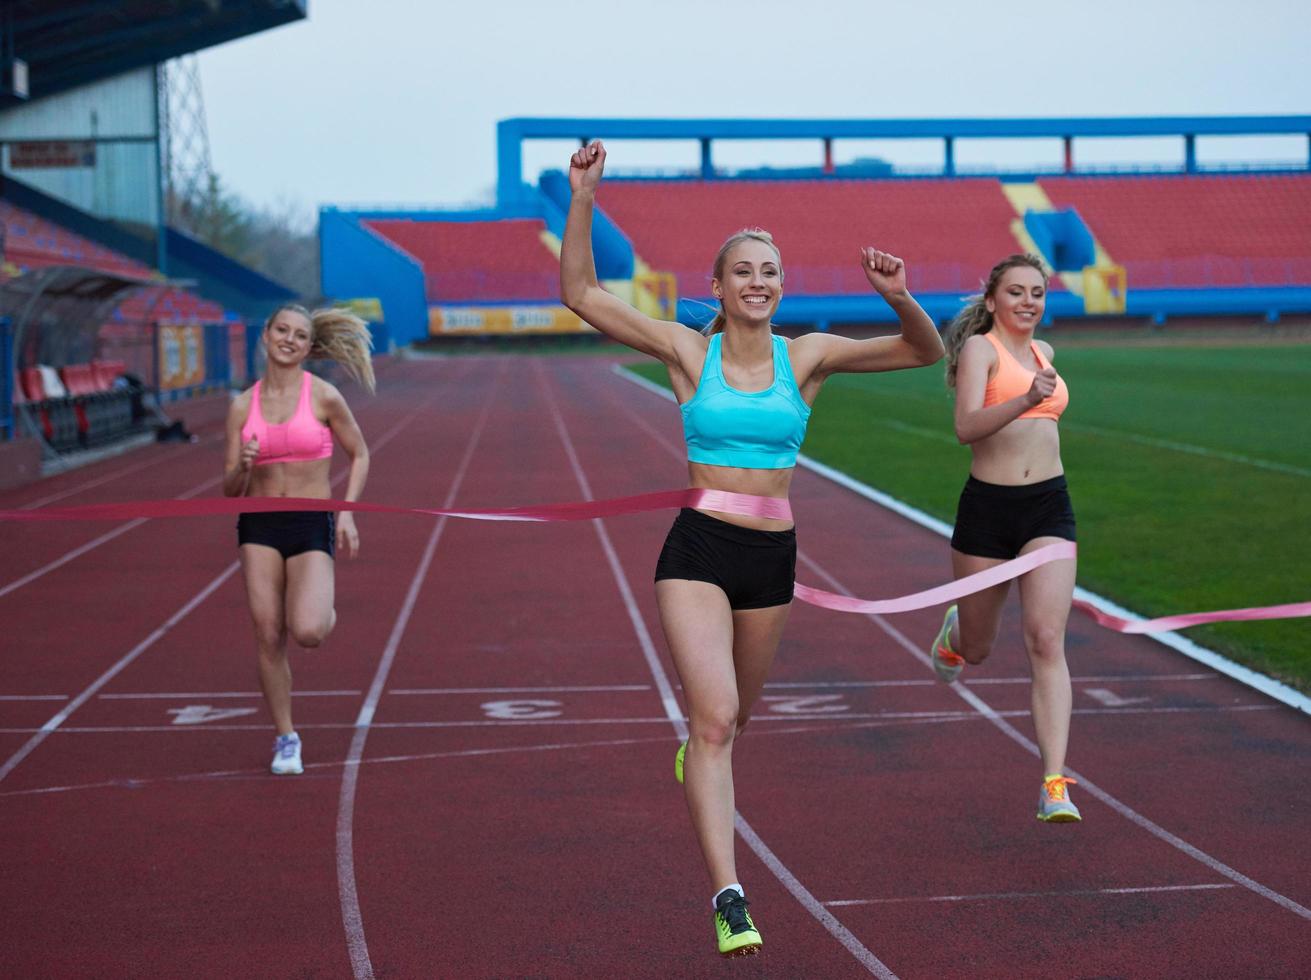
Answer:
[241,372,333,465]
[982,331,1068,422]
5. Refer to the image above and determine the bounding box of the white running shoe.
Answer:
[271,732,303,775]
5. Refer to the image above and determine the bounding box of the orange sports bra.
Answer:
[982,331,1068,421]
[240,372,333,465]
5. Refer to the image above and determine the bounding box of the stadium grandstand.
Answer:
[1,1,304,479]
[321,115,1311,344]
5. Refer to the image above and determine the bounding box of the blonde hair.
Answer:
[703,228,783,336]
[266,304,376,394]
[943,254,1049,388]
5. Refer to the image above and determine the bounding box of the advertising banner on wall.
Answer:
[157,323,206,390]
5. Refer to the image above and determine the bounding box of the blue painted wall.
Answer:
[1024,209,1096,271]
[538,170,634,279]
[319,209,429,347]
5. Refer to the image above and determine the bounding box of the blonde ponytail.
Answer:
[264,304,377,393]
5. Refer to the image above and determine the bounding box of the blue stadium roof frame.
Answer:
[0,0,307,107]
[496,115,1311,205]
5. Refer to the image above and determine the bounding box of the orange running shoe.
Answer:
[931,605,964,683]
[1037,774,1082,822]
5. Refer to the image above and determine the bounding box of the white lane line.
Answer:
[615,364,1311,718]
[388,685,651,695]
[613,363,1311,923]
[0,732,696,800]
[0,392,424,602]
[99,690,362,700]
[795,550,1311,923]
[0,397,436,785]
[15,446,189,510]
[765,672,1219,689]
[1064,421,1311,479]
[826,883,1237,907]
[543,363,897,980]
[0,695,69,701]
[0,563,240,784]
[336,369,498,980]
[6,702,1278,736]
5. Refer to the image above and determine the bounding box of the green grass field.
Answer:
[632,343,1311,692]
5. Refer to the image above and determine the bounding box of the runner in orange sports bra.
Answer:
[223,304,374,775]
[928,254,1083,823]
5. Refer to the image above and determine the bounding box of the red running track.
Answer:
[1,355,1307,978]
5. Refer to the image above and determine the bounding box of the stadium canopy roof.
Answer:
[1,0,307,107]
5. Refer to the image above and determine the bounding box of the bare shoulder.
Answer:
[228,386,253,418]
[1035,338,1056,361]
[311,374,346,405]
[960,333,999,362]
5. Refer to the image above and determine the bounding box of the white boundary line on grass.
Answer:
[613,364,1311,717]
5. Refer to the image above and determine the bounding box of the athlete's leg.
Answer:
[285,549,336,649]
[729,602,792,737]
[241,544,292,735]
[657,579,741,893]
[1016,538,1078,776]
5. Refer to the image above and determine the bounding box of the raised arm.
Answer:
[791,248,944,397]
[559,141,695,365]
[952,334,1057,444]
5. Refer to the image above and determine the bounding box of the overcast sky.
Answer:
[196,0,1311,224]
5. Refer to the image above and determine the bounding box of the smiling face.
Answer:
[264,308,313,367]
[712,237,783,326]
[986,265,1046,334]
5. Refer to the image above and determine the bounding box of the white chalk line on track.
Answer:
[0,379,430,601]
[798,551,1311,923]
[97,690,364,699]
[4,701,1278,735]
[336,366,501,980]
[613,362,1311,924]
[819,371,1311,478]
[13,445,192,510]
[0,674,1231,702]
[615,363,1311,718]
[826,883,1237,907]
[0,397,438,788]
[539,362,898,980]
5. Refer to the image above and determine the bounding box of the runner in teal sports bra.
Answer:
[560,140,946,958]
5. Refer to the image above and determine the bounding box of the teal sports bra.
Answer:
[681,333,811,469]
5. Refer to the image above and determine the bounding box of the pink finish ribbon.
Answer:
[3,491,1306,633]
[793,541,1077,615]
[0,488,793,525]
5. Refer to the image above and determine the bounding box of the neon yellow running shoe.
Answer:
[713,889,761,958]
[675,740,686,784]
[1037,774,1082,822]
[931,605,964,683]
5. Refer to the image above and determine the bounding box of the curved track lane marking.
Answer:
[538,362,898,979]
[615,365,1311,717]
[610,360,1311,923]
[335,366,501,980]
[0,397,439,786]
[796,551,1311,923]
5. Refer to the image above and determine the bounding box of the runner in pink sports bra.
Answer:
[223,303,374,776]
[241,371,333,465]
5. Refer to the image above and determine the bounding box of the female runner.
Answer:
[561,141,943,957]
[223,305,373,775]
[929,254,1082,822]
